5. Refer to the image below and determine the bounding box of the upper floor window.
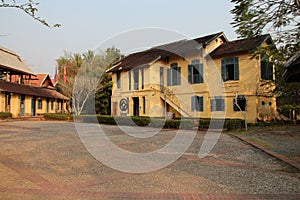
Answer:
[167,63,181,86]
[221,57,239,82]
[133,68,139,90]
[191,95,204,112]
[128,70,131,90]
[116,71,121,89]
[210,96,225,111]
[261,53,273,80]
[141,67,144,89]
[233,95,246,111]
[188,59,204,84]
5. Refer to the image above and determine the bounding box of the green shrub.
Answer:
[44,113,73,121]
[280,105,300,117]
[0,112,12,119]
[77,115,246,130]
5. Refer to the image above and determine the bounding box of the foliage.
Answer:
[230,0,299,55]
[78,115,246,130]
[280,104,300,117]
[44,113,73,121]
[0,0,60,27]
[230,0,300,106]
[56,47,122,115]
[0,112,12,119]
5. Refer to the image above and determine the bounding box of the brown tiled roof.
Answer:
[31,74,54,88]
[0,80,69,100]
[210,34,272,58]
[0,45,35,75]
[106,32,226,73]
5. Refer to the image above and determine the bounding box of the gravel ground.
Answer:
[0,121,299,199]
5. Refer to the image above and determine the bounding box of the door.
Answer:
[20,94,25,116]
[46,98,49,113]
[31,97,36,116]
[133,97,139,116]
[5,92,11,112]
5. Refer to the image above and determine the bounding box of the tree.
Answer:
[230,0,300,107]
[231,0,299,56]
[0,0,60,27]
[56,47,122,115]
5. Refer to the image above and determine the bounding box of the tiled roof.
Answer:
[0,80,69,100]
[106,32,226,73]
[0,45,35,75]
[210,34,272,58]
[283,51,300,82]
[31,74,54,88]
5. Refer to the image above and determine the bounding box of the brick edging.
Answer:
[230,134,300,170]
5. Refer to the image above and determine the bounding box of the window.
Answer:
[38,99,42,109]
[167,63,181,86]
[51,101,54,110]
[191,96,204,112]
[160,67,164,90]
[261,53,273,80]
[128,70,131,90]
[141,67,144,89]
[221,57,239,81]
[211,96,225,111]
[116,71,121,89]
[143,96,146,114]
[233,95,246,111]
[133,68,139,90]
[188,59,203,84]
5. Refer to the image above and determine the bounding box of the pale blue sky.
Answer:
[0,0,237,76]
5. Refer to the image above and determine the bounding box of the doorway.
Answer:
[20,94,25,116]
[31,97,36,116]
[133,97,139,116]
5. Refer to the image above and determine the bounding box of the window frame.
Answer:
[116,71,121,89]
[210,96,225,111]
[188,59,204,84]
[167,63,181,86]
[38,99,43,110]
[221,57,239,82]
[260,53,273,80]
[233,95,246,112]
[191,95,204,112]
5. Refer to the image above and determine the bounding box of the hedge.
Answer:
[0,112,12,119]
[44,113,73,121]
[77,115,245,130]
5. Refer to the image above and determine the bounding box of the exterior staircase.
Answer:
[160,87,191,117]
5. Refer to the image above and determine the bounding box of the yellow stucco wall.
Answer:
[0,92,67,117]
[110,41,276,123]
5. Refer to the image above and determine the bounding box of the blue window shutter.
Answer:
[221,99,225,111]
[167,68,171,86]
[199,63,204,83]
[188,65,193,83]
[128,71,131,90]
[210,99,215,111]
[234,57,239,80]
[191,96,195,111]
[177,67,181,85]
[221,59,226,82]
[199,96,204,111]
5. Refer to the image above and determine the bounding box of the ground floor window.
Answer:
[191,95,204,112]
[38,99,42,109]
[233,95,246,111]
[210,96,225,111]
[51,101,54,110]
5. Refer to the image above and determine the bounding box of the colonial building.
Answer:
[0,45,68,117]
[106,32,276,123]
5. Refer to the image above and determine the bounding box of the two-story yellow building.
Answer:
[0,45,69,117]
[106,32,276,123]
